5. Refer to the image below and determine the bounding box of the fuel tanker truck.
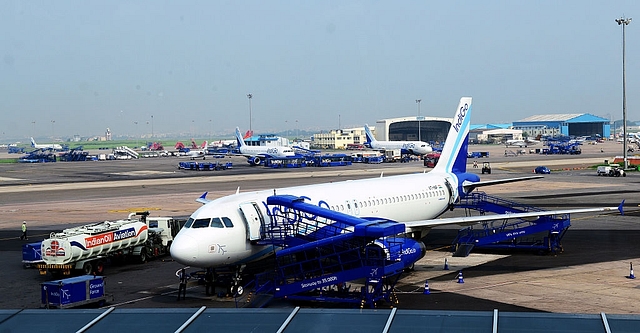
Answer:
[37,212,184,276]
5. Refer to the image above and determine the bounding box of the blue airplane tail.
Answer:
[364,124,375,144]
[234,127,246,148]
[432,97,472,175]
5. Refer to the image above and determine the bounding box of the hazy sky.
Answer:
[1,1,639,140]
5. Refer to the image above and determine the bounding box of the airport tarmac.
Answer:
[0,140,639,313]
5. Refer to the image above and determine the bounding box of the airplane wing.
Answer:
[403,203,624,232]
[462,176,544,193]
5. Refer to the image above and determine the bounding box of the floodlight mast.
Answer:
[616,16,631,169]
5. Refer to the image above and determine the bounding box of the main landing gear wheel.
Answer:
[230,285,244,296]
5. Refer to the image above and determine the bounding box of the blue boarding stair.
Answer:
[242,195,415,308]
[451,191,571,257]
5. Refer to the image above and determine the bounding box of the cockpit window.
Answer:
[210,218,224,228]
[184,218,194,228]
[192,218,211,228]
[222,217,234,227]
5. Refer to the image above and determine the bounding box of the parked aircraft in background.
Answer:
[505,138,540,147]
[171,97,622,294]
[30,137,63,150]
[233,127,296,165]
[185,141,208,160]
[363,124,432,156]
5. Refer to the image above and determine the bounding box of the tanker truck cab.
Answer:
[146,217,186,249]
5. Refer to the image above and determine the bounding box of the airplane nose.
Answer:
[170,235,198,265]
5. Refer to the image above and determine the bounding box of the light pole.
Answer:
[51,120,55,139]
[151,115,154,138]
[134,121,138,148]
[616,16,632,169]
[247,93,253,134]
[415,99,422,141]
[31,121,36,137]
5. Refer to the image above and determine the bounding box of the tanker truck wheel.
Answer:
[138,247,148,263]
[82,262,93,275]
[96,261,105,275]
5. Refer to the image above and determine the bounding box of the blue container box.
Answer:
[41,275,105,308]
[22,242,43,265]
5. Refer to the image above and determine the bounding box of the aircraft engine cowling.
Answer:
[368,238,426,270]
[248,156,261,166]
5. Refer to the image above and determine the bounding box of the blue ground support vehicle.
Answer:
[22,241,43,268]
[534,166,551,174]
[41,275,114,308]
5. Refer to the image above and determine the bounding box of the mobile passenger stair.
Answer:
[241,195,412,308]
[451,192,571,257]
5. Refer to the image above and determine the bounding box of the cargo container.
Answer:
[41,275,113,308]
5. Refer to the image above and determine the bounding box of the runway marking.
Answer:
[108,207,162,213]
[0,176,24,181]
[109,171,176,176]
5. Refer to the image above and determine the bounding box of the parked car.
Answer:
[534,166,551,174]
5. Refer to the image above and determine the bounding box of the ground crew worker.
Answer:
[473,160,478,168]
[20,221,28,240]
[177,268,190,300]
[205,268,214,296]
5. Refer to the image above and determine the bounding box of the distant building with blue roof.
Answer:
[512,114,610,138]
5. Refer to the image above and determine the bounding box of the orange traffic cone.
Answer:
[457,271,464,284]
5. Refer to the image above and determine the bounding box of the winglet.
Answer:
[196,192,210,204]
[619,199,625,216]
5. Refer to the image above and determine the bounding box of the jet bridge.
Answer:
[242,195,423,308]
[451,192,571,257]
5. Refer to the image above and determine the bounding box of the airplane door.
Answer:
[239,202,266,241]
[444,179,456,205]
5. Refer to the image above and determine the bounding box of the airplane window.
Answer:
[210,218,224,228]
[331,206,335,210]
[340,204,344,211]
[184,218,194,228]
[192,218,211,228]
[222,217,234,227]
[354,202,358,208]
[347,203,351,210]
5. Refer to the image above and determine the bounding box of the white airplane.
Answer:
[233,127,296,165]
[170,97,621,294]
[30,137,63,150]
[363,124,432,156]
[505,138,540,148]
[184,141,208,160]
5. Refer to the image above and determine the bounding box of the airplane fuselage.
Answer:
[368,140,432,156]
[170,171,458,269]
